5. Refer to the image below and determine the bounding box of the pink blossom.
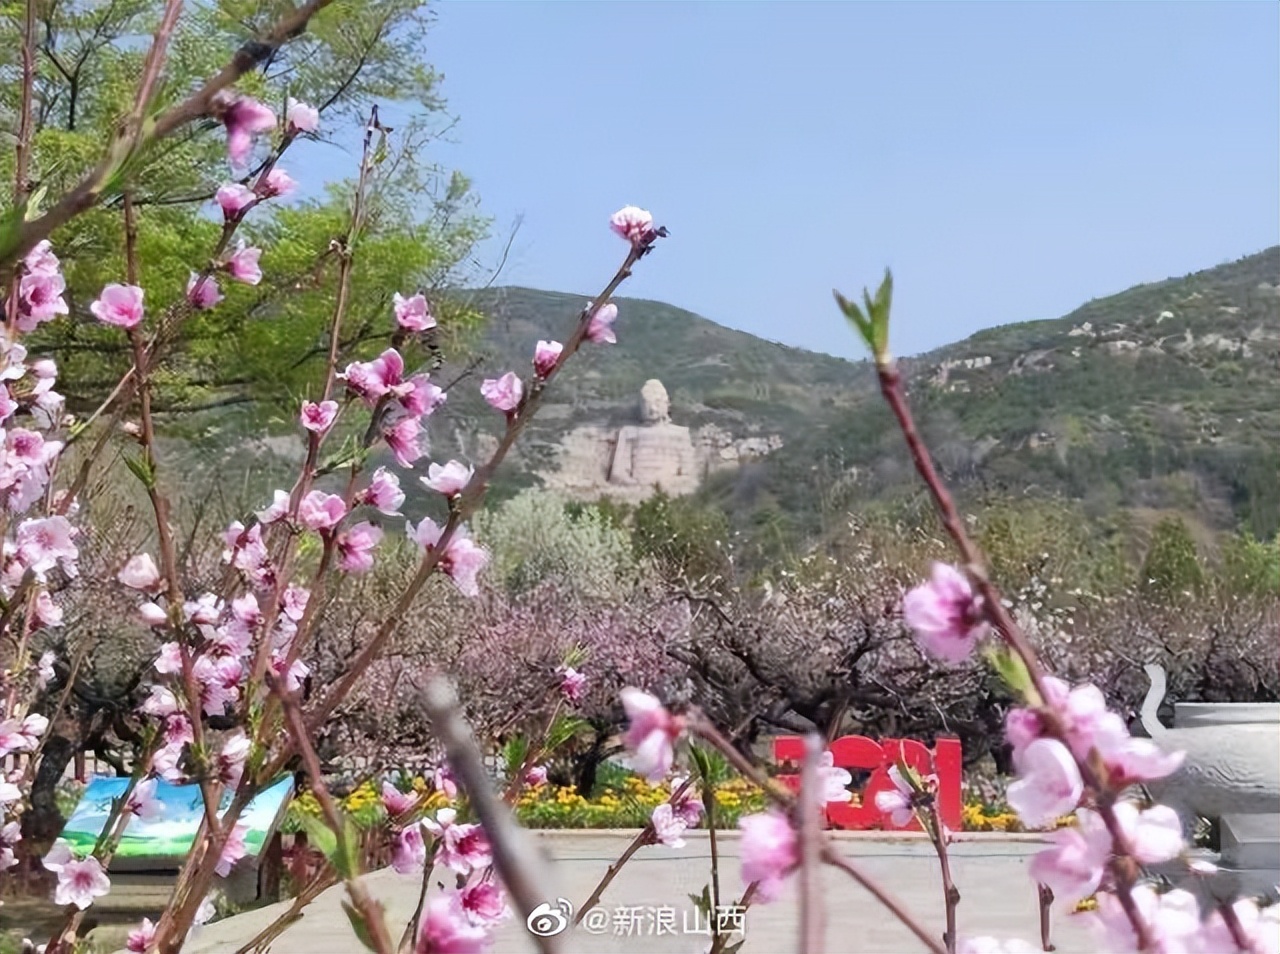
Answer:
[282,584,310,621]
[1027,813,1111,906]
[384,414,425,468]
[408,519,489,597]
[53,854,111,909]
[459,879,509,926]
[738,810,798,903]
[1092,720,1185,787]
[439,821,492,875]
[559,666,587,703]
[1112,802,1184,865]
[124,778,164,821]
[194,654,243,715]
[433,765,458,801]
[423,460,473,496]
[225,241,263,285]
[286,97,319,134]
[270,650,309,694]
[298,490,346,532]
[1196,897,1280,954]
[216,823,249,876]
[416,891,492,953]
[394,292,435,332]
[1030,678,1186,785]
[620,687,682,781]
[217,733,251,789]
[609,205,655,245]
[24,240,60,276]
[400,375,447,418]
[184,592,222,627]
[90,283,145,330]
[381,781,417,817]
[533,340,562,378]
[138,600,168,627]
[118,553,162,593]
[260,167,296,198]
[1005,738,1083,828]
[219,95,276,166]
[523,765,548,787]
[126,917,157,953]
[33,589,63,627]
[585,302,618,344]
[256,489,291,524]
[669,777,704,827]
[141,685,179,718]
[186,272,224,309]
[16,515,78,578]
[154,642,184,675]
[215,184,256,220]
[300,399,339,434]
[0,822,18,872]
[392,824,427,874]
[873,765,915,827]
[337,521,383,573]
[650,802,688,848]
[1087,886,1199,954]
[902,562,989,664]
[17,270,68,328]
[341,348,405,404]
[363,467,405,514]
[480,372,523,414]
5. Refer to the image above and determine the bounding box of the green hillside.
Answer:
[428,248,1280,541]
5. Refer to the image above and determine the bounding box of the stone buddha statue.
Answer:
[608,379,699,493]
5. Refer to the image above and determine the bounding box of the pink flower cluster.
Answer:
[902,562,990,664]
[340,348,446,467]
[619,688,684,781]
[408,518,489,598]
[13,241,68,332]
[387,808,509,952]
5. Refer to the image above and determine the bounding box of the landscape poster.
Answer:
[57,776,294,861]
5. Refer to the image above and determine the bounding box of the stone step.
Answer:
[1220,813,1280,870]
[1173,702,1280,728]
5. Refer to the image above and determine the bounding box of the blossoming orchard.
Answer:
[0,4,1276,954]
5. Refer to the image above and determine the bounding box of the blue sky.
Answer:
[370,2,1277,359]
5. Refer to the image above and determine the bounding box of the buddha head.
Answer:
[639,379,671,424]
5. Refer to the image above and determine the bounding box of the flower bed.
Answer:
[280,772,1034,833]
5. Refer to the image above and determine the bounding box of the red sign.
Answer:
[772,735,962,832]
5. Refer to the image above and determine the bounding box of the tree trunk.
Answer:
[24,733,76,848]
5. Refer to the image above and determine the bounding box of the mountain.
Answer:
[428,248,1280,541]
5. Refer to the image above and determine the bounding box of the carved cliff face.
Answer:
[639,379,671,424]
[541,377,783,503]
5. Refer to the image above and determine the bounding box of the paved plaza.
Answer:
[184,831,1096,954]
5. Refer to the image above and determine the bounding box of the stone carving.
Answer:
[1139,664,1280,836]
[541,379,782,503]
[608,380,698,493]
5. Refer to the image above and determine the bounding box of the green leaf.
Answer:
[984,643,1035,702]
[340,815,364,880]
[298,812,339,865]
[833,289,874,350]
[123,453,156,489]
[834,269,894,361]
[0,202,28,267]
[341,897,385,952]
[688,884,712,916]
[23,184,47,222]
[545,714,589,751]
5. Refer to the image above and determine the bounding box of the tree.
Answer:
[1140,516,1205,595]
[2,0,486,419]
